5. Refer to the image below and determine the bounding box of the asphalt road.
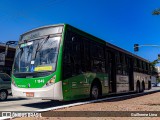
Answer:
[0,87,160,112]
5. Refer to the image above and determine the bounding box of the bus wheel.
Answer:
[0,90,8,101]
[90,84,100,99]
[136,82,140,93]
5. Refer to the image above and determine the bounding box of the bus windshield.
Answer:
[13,36,60,73]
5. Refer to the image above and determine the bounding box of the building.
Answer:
[151,66,160,84]
[155,66,160,79]
[0,43,16,75]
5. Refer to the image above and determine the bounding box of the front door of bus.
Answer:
[106,51,116,93]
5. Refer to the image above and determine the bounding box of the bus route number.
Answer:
[35,79,45,83]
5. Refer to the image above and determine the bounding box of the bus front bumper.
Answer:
[11,81,63,100]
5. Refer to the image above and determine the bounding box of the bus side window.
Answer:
[71,36,82,75]
[63,30,73,79]
[63,30,83,79]
[90,42,105,73]
[124,55,129,75]
[63,42,72,79]
[116,52,122,74]
[146,62,148,71]
[134,58,137,68]
[82,39,91,72]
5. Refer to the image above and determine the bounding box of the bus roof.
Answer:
[65,24,149,63]
[20,24,65,37]
[20,23,149,63]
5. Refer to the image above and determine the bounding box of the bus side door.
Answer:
[106,50,116,93]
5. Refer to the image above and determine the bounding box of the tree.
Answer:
[152,8,160,15]
[150,59,159,77]
[151,59,160,66]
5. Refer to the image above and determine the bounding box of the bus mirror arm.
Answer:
[5,41,18,56]
[5,45,9,56]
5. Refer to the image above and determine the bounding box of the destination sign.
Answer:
[20,26,63,42]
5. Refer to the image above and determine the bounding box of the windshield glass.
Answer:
[13,36,60,73]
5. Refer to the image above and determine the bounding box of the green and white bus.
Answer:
[11,24,151,101]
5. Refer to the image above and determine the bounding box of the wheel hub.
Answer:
[92,87,98,98]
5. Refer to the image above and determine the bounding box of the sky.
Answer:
[0,0,160,65]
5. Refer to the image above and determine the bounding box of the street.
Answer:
[0,87,159,112]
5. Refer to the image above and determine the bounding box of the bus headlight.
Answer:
[44,75,56,87]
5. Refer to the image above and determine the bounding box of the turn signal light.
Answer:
[43,75,56,87]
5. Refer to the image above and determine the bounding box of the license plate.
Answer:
[26,92,34,97]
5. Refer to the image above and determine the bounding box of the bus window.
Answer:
[82,39,91,72]
[90,42,105,73]
[63,30,82,79]
[72,37,82,75]
[115,52,120,64]
[63,42,72,79]
[146,62,148,71]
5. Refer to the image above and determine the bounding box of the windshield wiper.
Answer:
[33,35,50,60]
[27,45,32,62]
[19,47,24,59]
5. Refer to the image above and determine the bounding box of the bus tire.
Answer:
[136,81,140,93]
[0,90,8,101]
[90,81,101,100]
[90,85,99,99]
